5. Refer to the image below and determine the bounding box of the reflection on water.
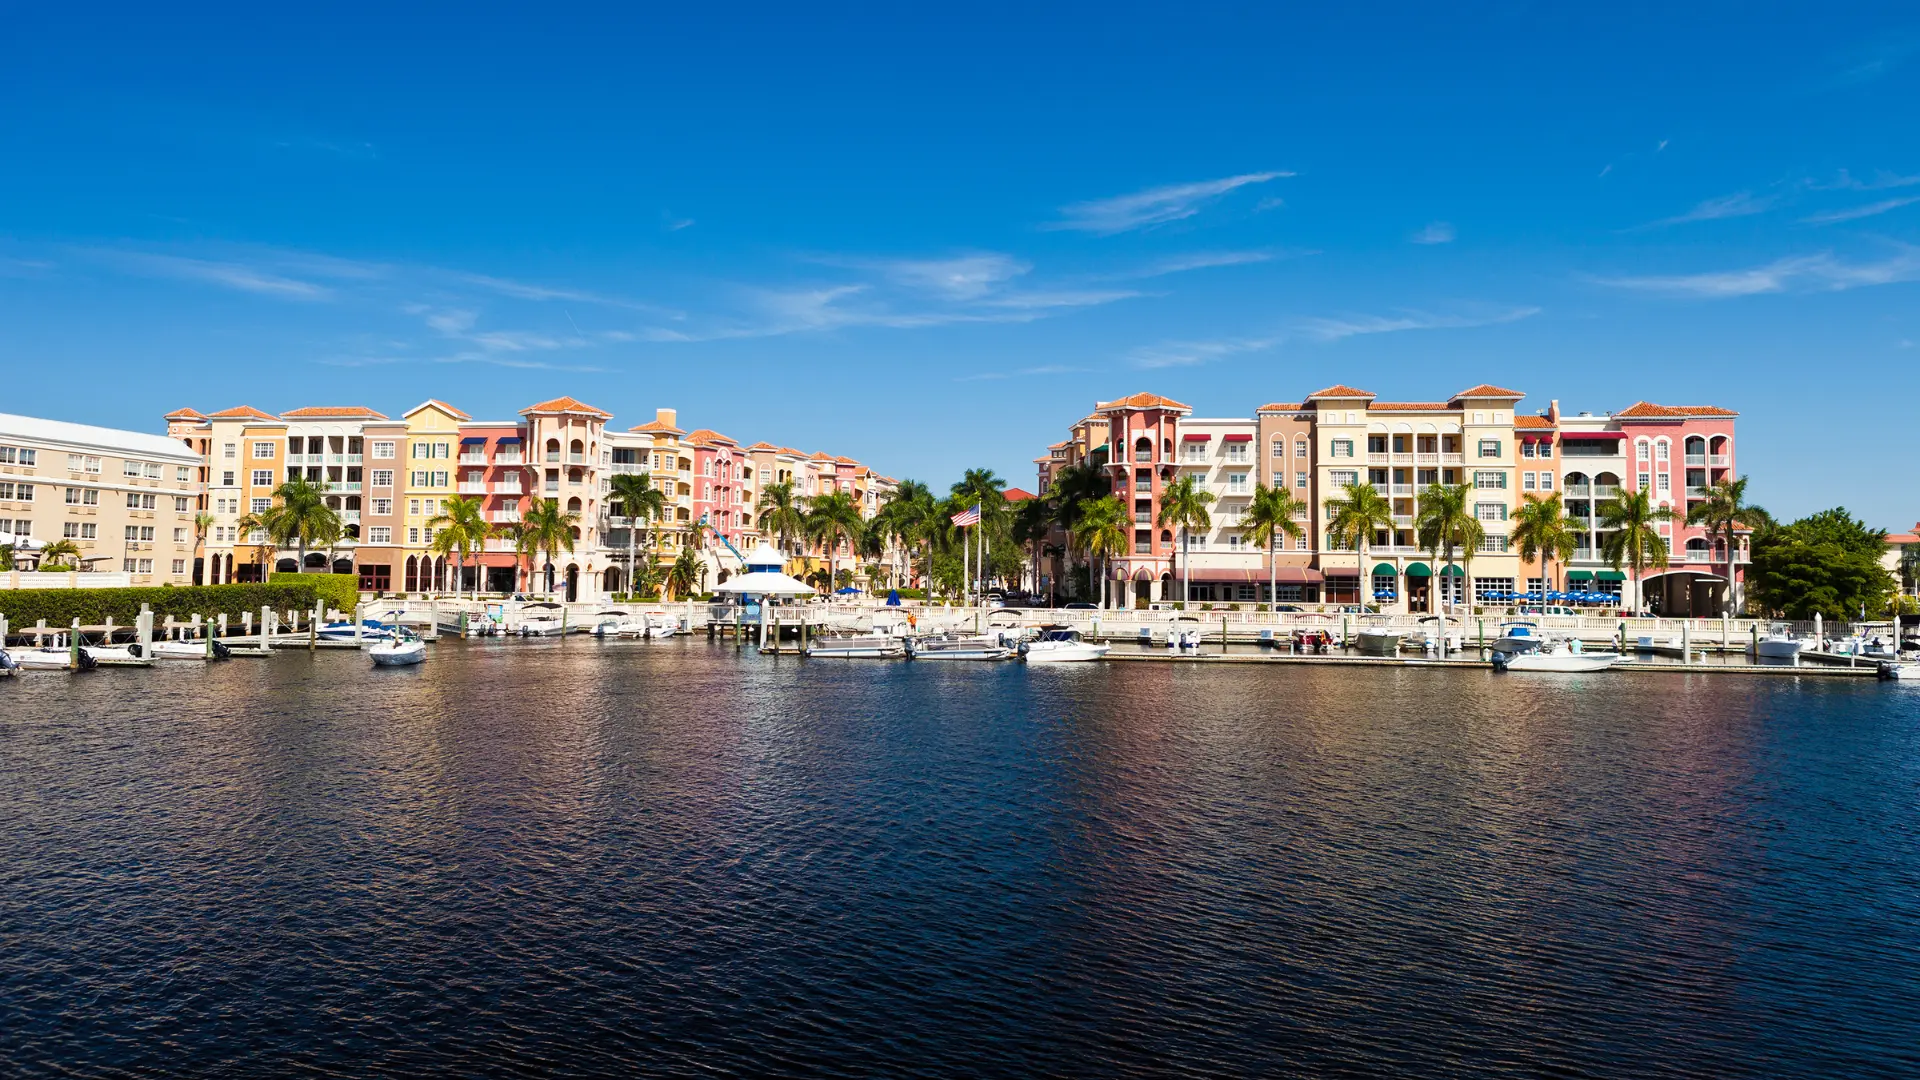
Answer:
[2,640,1917,1078]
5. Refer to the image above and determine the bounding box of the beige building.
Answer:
[0,411,203,584]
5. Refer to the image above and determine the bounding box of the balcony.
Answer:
[543,483,559,495]
[489,511,521,524]
[345,454,362,465]
[1391,514,1413,526]
[1391,453,1414,465]
[1684,454,1707,467]
[341,511,361,523]
[495,484,524,496]
[484,538,518,552]
[1711,454,1729,467]
[1135,513,1152,525]
[285,454,308,466]
[1133,451,1152,463]
[545,452,561,464]
[322,482,362,494]
[1592,485,1620,499]
[1367,453,1390,465]
[495,453,524,465]
[568,453,586,465]
[609,463,651,475]
[458,482,488,494]
[1416,453,1438,465]
[459,453,488,465]
[1565,484,1591,497]
[1440,453,1464,466]
[1134,543,1152,554]
[1685,485,1708,498]
[1390,484,1413,496]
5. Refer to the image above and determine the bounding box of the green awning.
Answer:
[1440,565,1465,577]
[1371,562,1398,576]
[1596,570,1625,581]
[1404,562,1432,577]
[1565,570,1594,581]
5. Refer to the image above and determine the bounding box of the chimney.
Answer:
[657,407,677,429]
[1547,399,1560,423]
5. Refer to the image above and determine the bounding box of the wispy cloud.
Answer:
[1130,336,1279,369]
[1799,195,1920,225]
[1410,222,1456,244]
[1047,171,1293,234]
[272,137,378,160]
[456,272,667,313]
[1124,250,1278,278]
[1828,36,1919,87]
[97,251,332,299]
[953,364,1089,383]
[1298,306,1540,342]
[980,288,1141,310]
[1811,168,1920,192]
[1641,190,1779,228]
[827,253,1032,300]
[663,211,695,231]
[1589,247,1920,298]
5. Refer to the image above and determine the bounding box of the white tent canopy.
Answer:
[712,570,818,595]
[738,542,788,570]
[0,531,45,551]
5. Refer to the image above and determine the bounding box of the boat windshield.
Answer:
[1041,629,1079,642]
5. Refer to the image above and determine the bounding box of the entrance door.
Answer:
[565,564,579,603]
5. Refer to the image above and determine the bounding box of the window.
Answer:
[249,441,272,459]
[250,469,273,487]
[372,498,392,516]
[1656,472,1670,493]
[372,441,396,459]
[1636,439,1650,461]
[1294,534,1309,550]
[124,460,143,477]
[1478,439,1501,458]
[1473,471,1506,489]
[221,471,236,487]
[1272,438,1285,459]
[1296,439,1308,458]
[175,497,190,512]
[1475,577,1514,601]
[1638,472,1651,491]
[172,560,186,574]
[1225,442,1249,464]
[408,499,421,516]
[173,528,187,543]
[372,469,393,488]
[177,466,191,482]
[1539,473,1553,491]
[1475,502,1507,521]
[1522,472,1536,491]
[1296,471,1308,489]
[1227,534,1246,550]
[433,471,448,488]
[368,526,392,544]
[223,443,237,460]
[1538,442,1552,459]
[1227,472,1249,493]
[1655,440,1669,462]
[125,492,156,509]
[1478,535,1510,553]
[252,498,270,514]
[408,527,420,545]
[1330,469,1359,488]
[124,525,155,541]
[1331,439,1354,458]
[63,522,97,539]
[1522,442,1536,459]
[64,487,82,504]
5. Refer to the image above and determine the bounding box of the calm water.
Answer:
[3,641,1917,1077]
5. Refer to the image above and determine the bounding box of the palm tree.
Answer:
[667,545,701,599]
[1685,476,1769,617]
[884,481,941,594]
[427,495,490,597]
[804,491,864,600]
[235,512,276,581]
[756,480,810,554]
[36,538,81,570]
[1413,484,1482,615]
[1072,495,1130,608]
[0,542,14,570]
[506,518,538,594]
[1242,483,1305,612]
[1156,475,1216,607]
[266,477,342,574]
[519,498,578,596]
[1512,492,1579,605]
[1598,487,1676,615]
[855,516,887,591]
[609,473,667,598]
[1323,482,1395,607]
[1011,496,1055,597]
[191,511,215,582]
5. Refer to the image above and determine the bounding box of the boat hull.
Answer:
[1755,640,1805,659]
[1354,631,1402,657]
[1022,642,1110,664]
[370,641,427,666]
[1495,651,1621,673]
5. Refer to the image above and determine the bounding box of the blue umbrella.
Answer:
[885,589,901,606]
[835,586,862,595]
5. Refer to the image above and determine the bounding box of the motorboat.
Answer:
[807,634,909,659]
[1353,618,1403,657]
[1411,616,1465,653]
[1755,625,1812,659]
[638,612,678,639]
[1290,627,1333,653]
[590,609,648,638]
[1492,634,1621,673]
[150,638,232,660]
[318,617,398,642]
[82,643,141,662]
[1164,617,1203,649]
[1861,636,1901,659]
[516,602,568,636]
[907,634,1014,661]
[1019,626,1110,664]
[1878,660,1919,681]
[0,650,15,675]
[5,645,95,670]
[370,628,427,666]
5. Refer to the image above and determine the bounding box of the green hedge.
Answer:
[270,572,359,615]
[0,582,328,629]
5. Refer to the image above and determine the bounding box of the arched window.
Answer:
[1635,438,1650,461]
[1133,436,1152,463]
[404,555,418,593]
[567,496,582,513]
[569,439,584,457]
[1654,438,1670,461]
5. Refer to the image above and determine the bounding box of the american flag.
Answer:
[950,503,982,527]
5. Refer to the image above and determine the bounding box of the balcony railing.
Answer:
[1684,454,1707,466]
[1440,453,1464,465]
[543,483,559,495]
[1134,543,1152,554]
[1711,454,1730,467]
[494,484,524,496]
[489,511,521,524]
[1685,485,1708,498]
[458,453,488,465]
[1134,513,1152,525]
[457,482,487,494]
[1592,485,1620,498]
[1133,451,1152,463]
[609,463,651,475]
[1416,453,1438,465]
[1367,453,1390,465]
[322,482,361,493]
[1390,484,1412,496]
[495,454,524,465]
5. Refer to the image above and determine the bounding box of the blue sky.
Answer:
[3,4,1916,527]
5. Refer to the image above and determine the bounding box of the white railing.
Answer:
[457,483,487,494]
[1416,453,1438,465]
[1366,453,1389,465]
[459,453,487,465]
[1684,454,1707,466]
[1710,454,1729,467]
[494,484,523,496]
[489,511,521,524]
[496,454,524,465]
[1390,484,1413,495]
[323,482,362,493]
[1441,453,1463,465]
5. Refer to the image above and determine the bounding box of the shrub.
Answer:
[0,582,328,629]
[270,572,358,616]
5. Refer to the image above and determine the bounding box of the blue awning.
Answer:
[495,436,522,443]
[460,436,487,444]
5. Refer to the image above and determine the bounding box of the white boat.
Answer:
[1755,625,1811,659]
[150,638,231,660]
[1020,627,1110,664]
[1492,635,1621,673]
[318,618,397,642]
[516,602,567,636]
[907,634,1014,660]
[83,644,141,662]
[638,612,678,639]
[1164,617,1204,649]
[5,646,94,670]
[1878,661,1919,681]
[1353,621,1403,657]
[590,609,648,637]
[1411,617,1465,653]
[370,629,427,666]
[808,634,908,659]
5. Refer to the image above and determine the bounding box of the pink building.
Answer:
[1614,401,1742,615]
[686,429,747,549]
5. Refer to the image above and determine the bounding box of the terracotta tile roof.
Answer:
[685,428,737,447]
[628,418,685,434]
[746,441,778,451]
[279,406,389,420]
[1305,384,1375,400]
[404,399,472,420]
[1255,402,1303,412]
[523,395,609,418]
[776,447,806,457]
[1615,401,1739,419]
[1451,383,1525,399]
[1005,487,1037,502]
[164,407,207,420]
[1047,440,1071,449]
[1887,529,1919,544]
[810,451,834,461]
[1095,391,1192,411]
[206,405,278,421]
[1369,401,1450,412]
[834,455,857,464]
[1513,415,1556,429]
